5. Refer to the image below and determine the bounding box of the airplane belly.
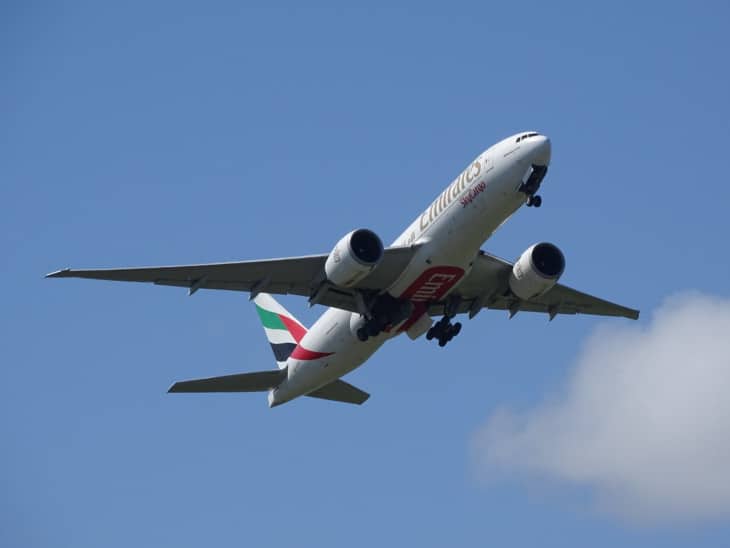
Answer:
[386,160,528,331]
[388,193,513,298]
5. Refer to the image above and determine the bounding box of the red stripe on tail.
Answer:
[278,314,307,343]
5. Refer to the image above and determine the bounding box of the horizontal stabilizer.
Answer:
[168,369,286,393]
[306,379,370,405]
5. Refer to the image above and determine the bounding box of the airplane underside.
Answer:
[47,131,639,407]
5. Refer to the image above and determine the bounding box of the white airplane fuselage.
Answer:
[269,132,552,406]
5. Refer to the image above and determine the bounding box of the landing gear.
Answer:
[520,164,547,208]
[357,318,383,342]
[427,316,462,347]
[355,297,414,342]
[526,194,542,208]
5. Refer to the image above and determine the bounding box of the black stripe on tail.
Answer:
[270,342,297,362]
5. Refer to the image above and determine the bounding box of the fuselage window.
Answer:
[517,132,539,143]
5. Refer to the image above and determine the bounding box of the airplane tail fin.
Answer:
[253,293,308,369]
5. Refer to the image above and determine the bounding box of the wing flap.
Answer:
[168,369,287,393]
[306,379,370,405]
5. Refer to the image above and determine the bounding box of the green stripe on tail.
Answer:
[255,305,287,331]
[253,293,308,369]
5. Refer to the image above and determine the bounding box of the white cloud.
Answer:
[472,292,730,523]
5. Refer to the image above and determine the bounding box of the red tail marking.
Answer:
[279,315,307,343]
[290,346,334,361]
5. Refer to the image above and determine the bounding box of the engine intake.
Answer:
[509,242,565,300]
[325,229,384,287]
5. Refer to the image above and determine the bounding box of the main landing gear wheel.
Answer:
[357,318,385,342]
[427,318,462,347]
[526,195,542,208]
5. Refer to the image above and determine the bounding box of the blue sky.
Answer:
[3,1,730,546]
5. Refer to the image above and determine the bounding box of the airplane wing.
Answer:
[46,246,419,313]
[427,250,639,320]
[47,245,637,320]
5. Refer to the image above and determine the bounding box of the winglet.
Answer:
[45,269,71,278]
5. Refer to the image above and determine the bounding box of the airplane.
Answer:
[47,131,639,407]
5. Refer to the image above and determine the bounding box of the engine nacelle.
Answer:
[324,228,384,287]
[509,242,565,300]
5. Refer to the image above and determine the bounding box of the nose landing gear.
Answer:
[426,316,462,347]
[520,164,547,208]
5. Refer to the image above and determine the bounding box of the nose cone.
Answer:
[531,135,551,166]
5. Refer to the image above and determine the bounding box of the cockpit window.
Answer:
[516,132,540,143]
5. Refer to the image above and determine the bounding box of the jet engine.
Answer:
[324,229,384,287]
[509,242,565,300]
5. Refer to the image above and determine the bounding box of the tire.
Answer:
[438,337,447,347]
[356,327,368,342]
[533,195,542,208]
[426,329,434,340]
[452,322,462,336]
